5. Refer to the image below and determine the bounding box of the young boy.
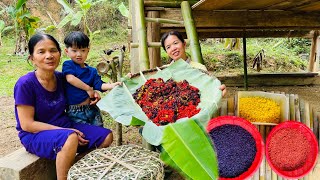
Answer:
[62,31,121,126]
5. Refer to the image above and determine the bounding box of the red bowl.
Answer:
[207,116,264,180]
[265,121,318,179]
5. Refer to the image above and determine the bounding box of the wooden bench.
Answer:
[0,148,87,180]
[0,148,56,180]
[219,91,320,180]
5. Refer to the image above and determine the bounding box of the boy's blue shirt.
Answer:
[62,60,105,105]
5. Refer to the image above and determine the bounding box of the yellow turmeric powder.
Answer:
[239,97,281,123]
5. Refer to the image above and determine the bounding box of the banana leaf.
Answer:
[97,59,222,145]
[161,119,219,180]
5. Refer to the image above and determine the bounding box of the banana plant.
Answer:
[56,0,105,40]
[6,0,40,55]
[0,20,13,47]
[224,38,241,50]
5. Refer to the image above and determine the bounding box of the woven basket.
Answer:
[68,144,164,180]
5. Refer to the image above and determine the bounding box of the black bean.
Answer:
[209,124,257,178]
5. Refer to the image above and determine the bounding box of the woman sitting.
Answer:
[14,33,113,180]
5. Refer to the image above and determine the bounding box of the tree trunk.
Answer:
[15,30,27,56]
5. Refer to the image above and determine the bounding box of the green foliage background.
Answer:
[0,0,312,97]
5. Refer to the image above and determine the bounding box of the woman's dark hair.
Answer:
[64,31,90,48]
[28,33,61,55]
[160,30,185,51]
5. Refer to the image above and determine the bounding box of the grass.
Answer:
[0,34,309,96]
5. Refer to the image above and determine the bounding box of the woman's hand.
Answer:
[219,84,227,97]
[89,91,101,105]
[70,128,89,146]
[126,73,132,79]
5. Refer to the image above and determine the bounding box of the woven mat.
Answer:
[68,144,164,180]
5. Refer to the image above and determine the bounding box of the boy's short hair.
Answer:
[64,31,90,48]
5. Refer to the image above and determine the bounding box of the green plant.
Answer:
[6,0,40,55]
[57,0,106,40]
[284,38,311,55]
[0,20,13,46]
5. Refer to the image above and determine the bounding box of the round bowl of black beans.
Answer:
[207,115,264,180]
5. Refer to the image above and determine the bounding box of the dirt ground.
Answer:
[1,85,320,179]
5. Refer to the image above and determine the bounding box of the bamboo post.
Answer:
[136,0,150,70]
[220,99,228,116]
[265,126,272,180]
[309,104,314,131]
[300,99,306,125]
[129,0,140,73]
[294,94,301,122]
[289,94,295,120]
[318,113,320,153]
[243,31,248,90]
[271,171,277,180]
[253,163,260,180]
[313,111,319,140]
[227,97,235,116]
[181,1,204,64]
[147,11,161,68]
[304,101,311,129]
[284,93,290,119]
[259,125,266,180]
[308,30,319,72]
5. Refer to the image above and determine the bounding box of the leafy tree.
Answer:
[57,0,106,40]
[6,0,40,55]
[0,20,14,47]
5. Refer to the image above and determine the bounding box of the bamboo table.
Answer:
[219,91,320,180]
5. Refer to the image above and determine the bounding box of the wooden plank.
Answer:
[291,1,320,11]
[192,0,233,10]
[217,74,320,87]
[158,29,313,38]
[289,94,296,120]
[192,0,308,11]
[144,0,198,7]
[160,10,320,29]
